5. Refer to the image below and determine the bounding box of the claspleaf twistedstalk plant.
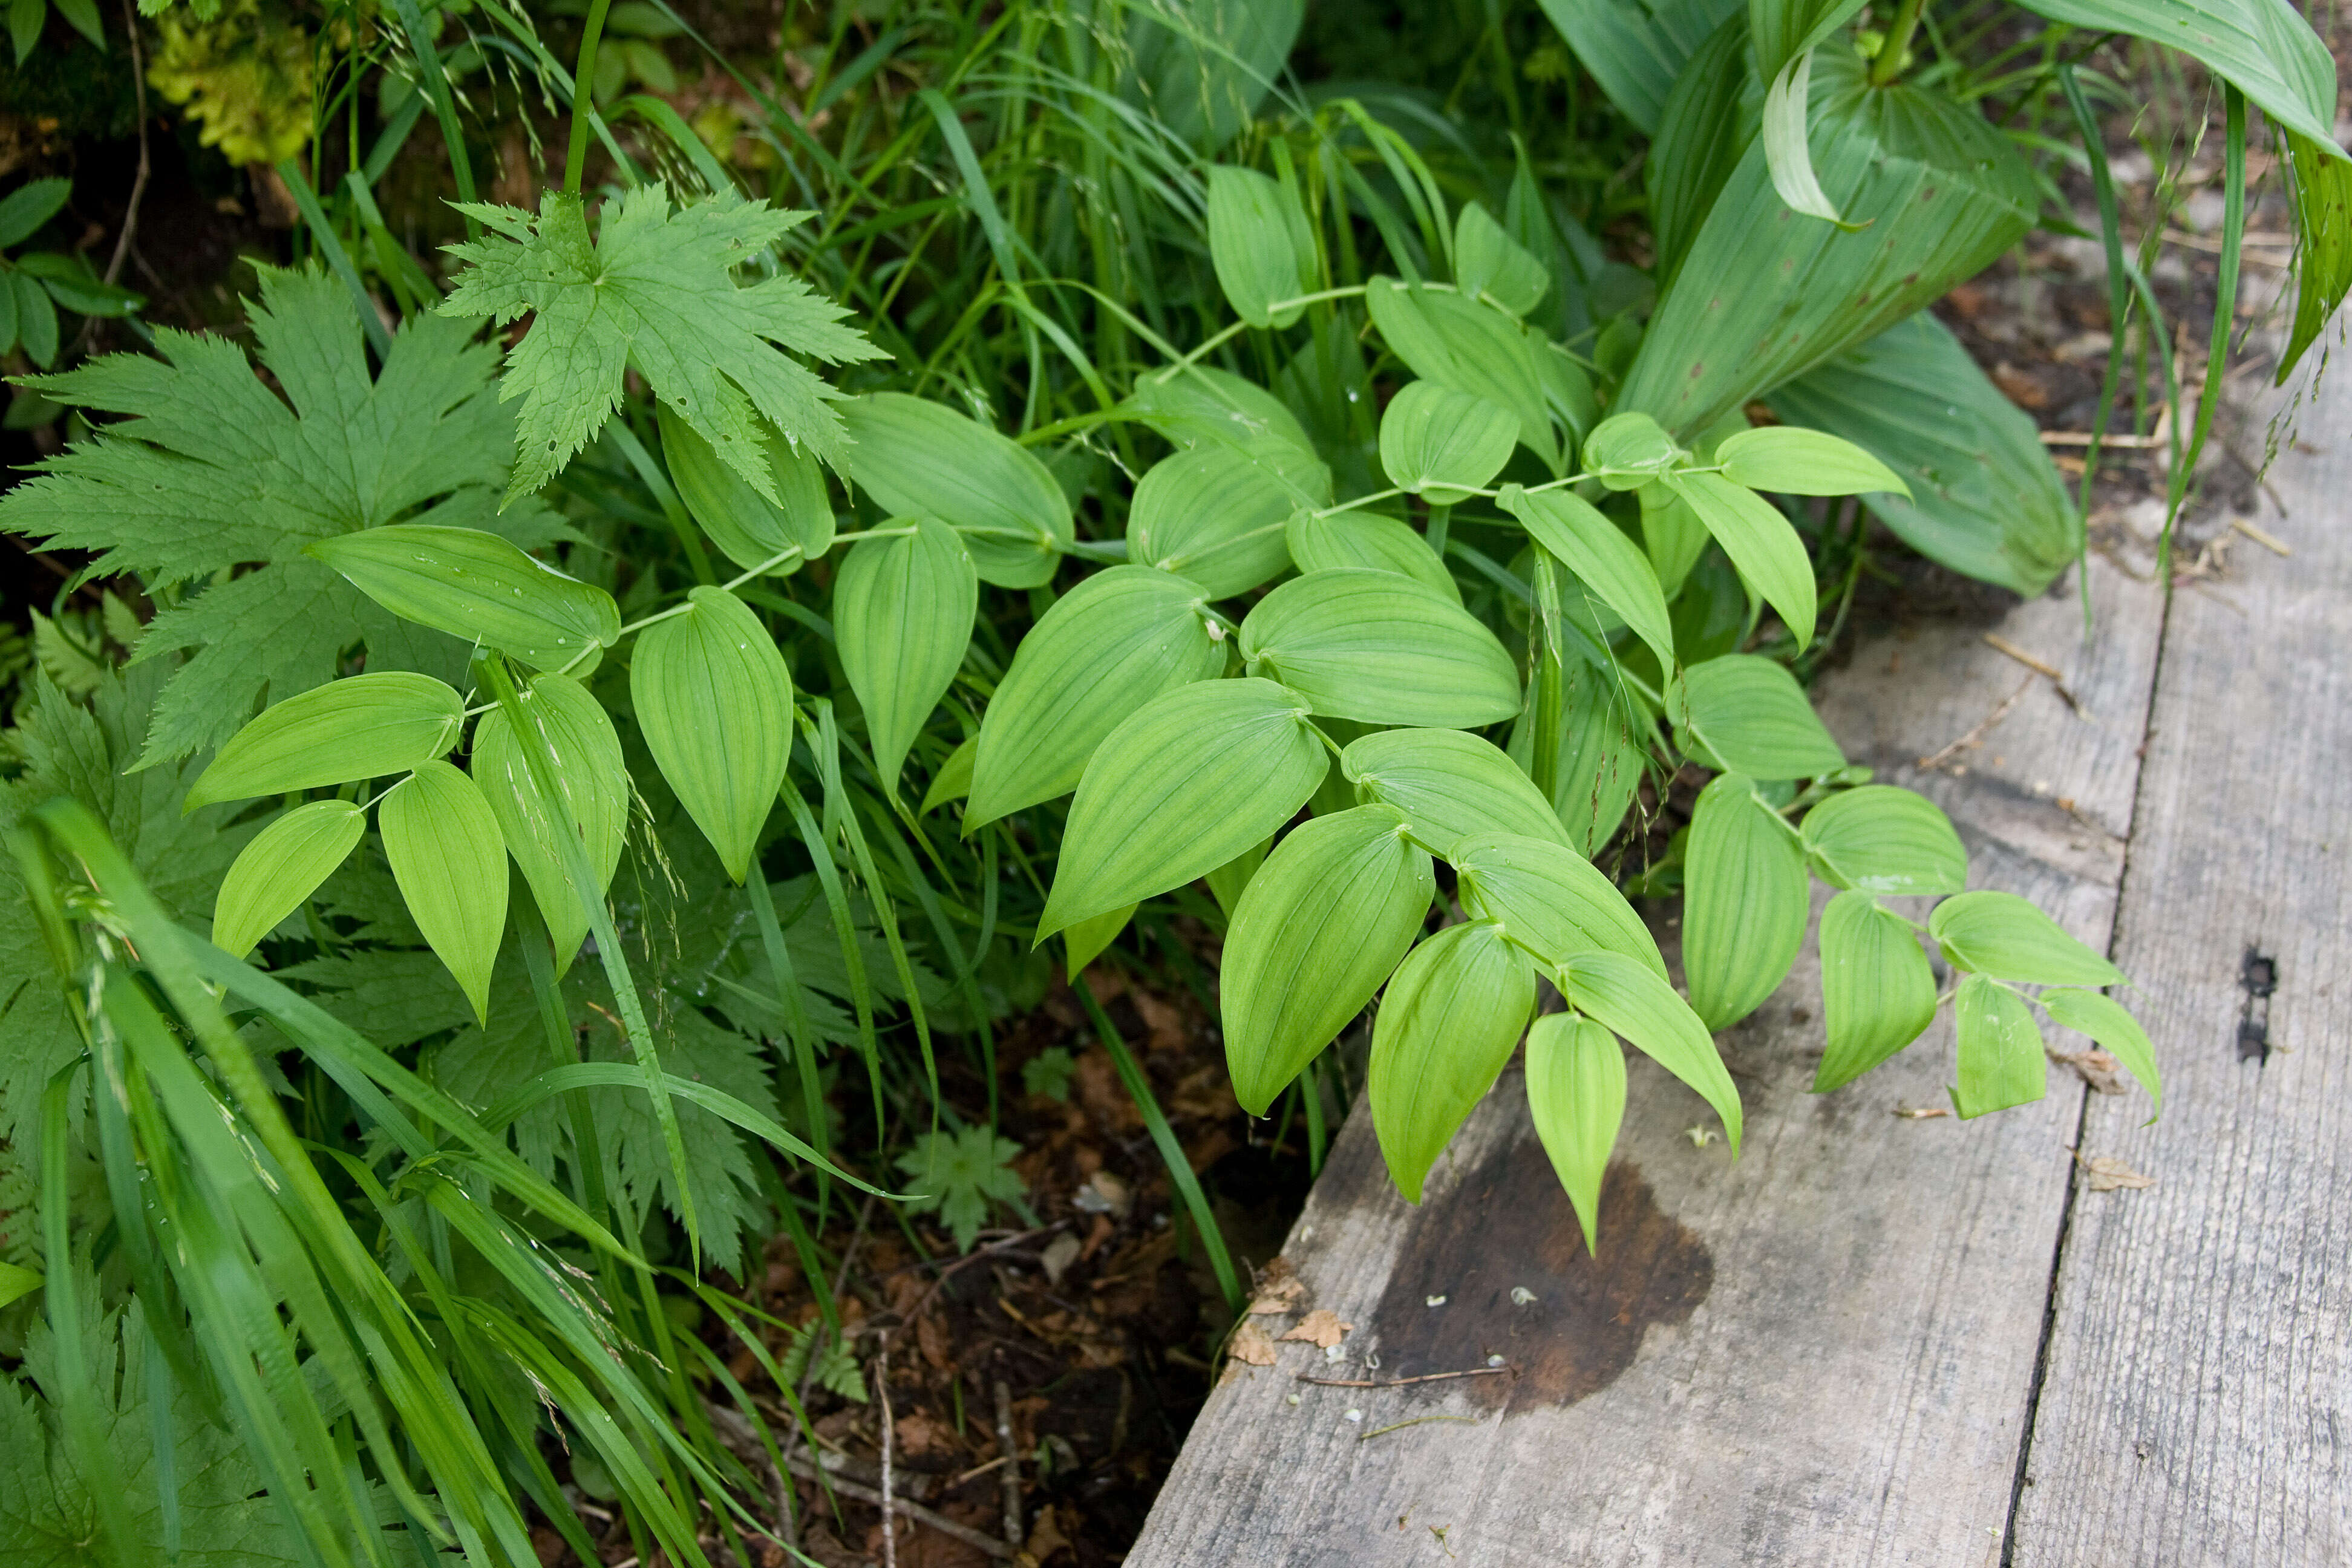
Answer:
[0,0,2340,1561]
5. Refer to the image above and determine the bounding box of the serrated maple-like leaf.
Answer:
[439,183,884,507]
[0,267,564,766]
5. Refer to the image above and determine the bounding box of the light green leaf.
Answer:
[1453,201,1550,316]
[1814,890,1938,1093]
[1506,657,1648,855]
[1122,365,1315,456]
[212,800,367,958]
[836,393,1073,589]
[1128,434,1331,599]
[658,401,834,575]
[2039,988,2163,1122]
[1369,921,1537,1202]
[2016,0,2341,150]
[1663,471,1816,647]
[1584,411,1682,491]
[1534,0,1743,132]
[470,672,628,972]
[1952,973,2045,1119]
[1062,904,1135,978]
[1039,678,1327,938]
[0,1259,38,1308]
[1683,773,1809,1029]
[921,737,976,814]
[1206,165,1318,328]
[1365,277,1559,472]
[379,759,509,1023]
[1223,805,1434,1114]
[1453,831,1666,978]
[1285,508,1460,600]
[308,523,620,668]
[1716,425,1908,498]
[1557,949,1742,1151]
[1204,835,1271,920]
[1929,891,2125,988]
[836,517,979,792]
[2280,131,2352,383]
[1526,1014,1626,1255]
[1343,727,1567,855]
[185,670,463,809]
[631,586,794,882]
[1673,654,1844,779]
[1802,785,1965,895]
[969,566,1224,826]
[1638,480,1709,596]
[1379,382,1518,505]
[1240,569,1521,728]
[1761,51,1846,225]
[1498,483,1676,675]
[1769,312,2080,597]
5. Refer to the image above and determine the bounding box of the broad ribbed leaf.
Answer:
[1453,202,1550,316]
[1240,569,1520,727]
[837,517,979,791]
[1127,436,1331,598]
[379,759,509,1022]
[1368,921,1537,1202]
[470,672,627,971]
[1344,727,1567,854]
[1039,679,1327,938]
[1498,484,1675,673]
[1584,411,1681,491]
[308,524,620,668]
[1063,904,1135,977]
[1534,0,1743,132]
[921,736,977,814]
[1952,973,2045,1119]
[1285,509,1459,600]
[1223,805,1434,1114]
[1526,1014,1626,1255]
[1365,278,1559,472]
[1769,312,2079,596]
[630,586,793,882]
[1664,471,1816,647]
[2017,0,2339,148]
[1506,658,1647,855]
[1206,165,1318,328]
[836,393,1072,589]
[1557,949,1742,1151]
[1930,891,2124,987]
[1122,365,1315,455]
[185,671,463,809]
[2281,131,2352,382]
[1621,50,2036,434]
[1674,654,1844,779]
[212,800,367,958]
[1649,12,1755,285]
[1684,773,1808,1028]
[1814,889,1937,1092]
[1802,785,1965,895]
[2039,988,2163,1121]
[969,566,1224,825]
[658,402,834,575]
[1379,382,1518,505]
[1716,426,1907,497]
[1749,0,1867,84]
[1453,831,1666,978]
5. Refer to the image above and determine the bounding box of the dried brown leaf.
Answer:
[1281,1308,1353,1348]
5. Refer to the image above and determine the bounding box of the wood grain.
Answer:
[1129,560,2166,1566]
[2009,416,2352,1565]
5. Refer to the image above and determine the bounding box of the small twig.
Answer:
[68,0,150,360]
[951,1454,1012,1487]
[993,1378,1023,1550]
[777,1453,1015,1561]
[1916,675,2034,772]
[1296,1365,1513,1390]
[877,1336,897,1568]
[1981,633,2087,716]
[1360,1413,1486,1442]
[2231,517,2292,556]
[901,1221,1067,1322]
[1893,1105,1952,1120]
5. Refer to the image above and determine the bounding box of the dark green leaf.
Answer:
[1240,569,1521,727]
[309,524,619,669]
[1929,891,2125,987]
[1368,921,1537,1202]
[631,586,794,882]
[1526,1014,1626,1255]
[185,671,463,809]
[1683,773,1809,1028]
[837,393,1073,589]
[1506,658,1647,855]
[1814,889,1937,1092]
[0,176,69,248]
[1648,13,1755,286]
[1534,0,1743,132]
[836,517,979,792]
[1952,974,2045,1119]
[1802,785,1965,895]
[2279,130,2352,383]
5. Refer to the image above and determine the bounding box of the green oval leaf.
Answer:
[1557,948,1743,1152]
[1453,201,1550,317]
[1814,889,1938,1093]
[1206,165,1318,328]
[1583,411,1681,490]
[1039,678,1327,939]
[1674,654,1845,780]
[1378,382,1518,505]
[1662,471,1817,648]
[969,566,1224,826]
[1285,508,1460,600]
[1452,831,1667,979]
[1369,921,1537,1203]
[1716,425,1908,498]
[1240,569,1521,728]
[630,586,794,882]
[379,759,510,1024]
[2038,988,2162,1122]
[212,800,367,958]
[1121,365,1315,456]
[837,517,979,792]
[658,401,835,575]
[921,736,977,815]
[307,524,621,668]
[1929,890,2125,988]
[837,393,1073,589]
[1128,436,1331,599]
[1952,973,2045,1119]
[1498,484,1676,675]
[185,671,463,810]
[1526,1014,1625,1255]
[1365,277,1560,472]
[1342,727,1567,855]
[1684,773,1809,1029]
[471,672,628,973]
[1801,785,1965,895]
[1223,805,1435,1115]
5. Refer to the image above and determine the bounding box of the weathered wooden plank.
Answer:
[1129,560,2165,1567]
[2009,411,2352,1565]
